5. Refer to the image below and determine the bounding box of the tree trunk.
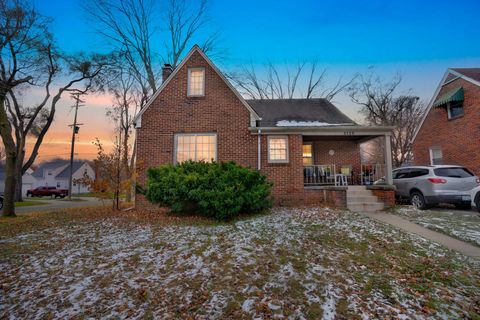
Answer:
[15,149,25,202]
[0,92,17,217]
[123,128,131,203]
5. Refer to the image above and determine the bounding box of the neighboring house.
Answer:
[0,165,36,196]
[413,68,480,175]
[134,45,395,209]
[31,160,95,194]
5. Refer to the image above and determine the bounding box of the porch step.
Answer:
[347,202,384,212]
[347,186,384,213]
[347,195,378,203]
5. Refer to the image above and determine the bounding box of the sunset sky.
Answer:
[23,0,480,163]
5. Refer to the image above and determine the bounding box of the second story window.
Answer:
[447,101,464,119]
[187,68,205,97]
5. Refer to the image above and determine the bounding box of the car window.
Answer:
[434,167,474,178]
[48,187,55,190]
[393,169,410,179]
[408,169,429,178]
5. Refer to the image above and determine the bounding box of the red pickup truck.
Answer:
[26,186,69,198]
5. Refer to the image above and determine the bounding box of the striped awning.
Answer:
[433,87,464,107]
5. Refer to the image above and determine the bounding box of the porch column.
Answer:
[384,134,393,185]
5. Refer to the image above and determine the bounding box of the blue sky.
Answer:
[31,0,480,159]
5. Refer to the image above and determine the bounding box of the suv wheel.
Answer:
[476,195,480,213]
[411,191,429,210]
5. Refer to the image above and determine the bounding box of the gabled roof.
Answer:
[55,162,85,179]
[450,68,480,83]
[134,45,260,127]
[247,98,356,127]
[32,160,88,179]
[412,67,480,142]
[32,160,69,178]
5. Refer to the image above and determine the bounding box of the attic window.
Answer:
[447,101,464,119]
[187,68,205,96]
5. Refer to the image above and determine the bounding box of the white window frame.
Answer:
[174,133,217,164]
[267,135,289,163]
[447,101,464,119]
[187,67,205,97]
[429,147,443,165]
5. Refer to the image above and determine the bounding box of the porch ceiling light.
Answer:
[329,149,335,156]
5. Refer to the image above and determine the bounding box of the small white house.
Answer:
[31,160,95,194]
[0,167,42,196]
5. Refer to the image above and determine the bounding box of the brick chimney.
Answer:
[162,64,173,82]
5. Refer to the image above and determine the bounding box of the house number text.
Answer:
[343,131,355,136]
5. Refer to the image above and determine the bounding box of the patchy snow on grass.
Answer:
[1,207,479,319]
[394,205,480,247]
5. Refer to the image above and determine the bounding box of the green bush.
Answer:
[145,161,272,220]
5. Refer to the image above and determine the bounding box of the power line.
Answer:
[68,93,85,200]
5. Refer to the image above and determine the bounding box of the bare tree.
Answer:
[106,61,140,202]
[228,62,355,101]
[82,0,158,104]
[165,0,221,67]
[0,1,110,216]
[349,72,425,167]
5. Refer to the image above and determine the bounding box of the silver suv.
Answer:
[393,165,479,210]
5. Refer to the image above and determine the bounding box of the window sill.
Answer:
[267,161,290,166]
[187,95,206,99]
[447,114,464,121]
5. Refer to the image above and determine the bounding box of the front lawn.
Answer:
[0,207,479,319]
[393,205,480,247]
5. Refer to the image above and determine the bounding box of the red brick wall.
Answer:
[136,50,307,208]
[310,139,361,176]
[259,134,305,205]
[303,188,347,208]
[369,189,395,208]
[413,78,480,175]
[136,50,258,191]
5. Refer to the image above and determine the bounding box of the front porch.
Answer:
[301,133,393,187]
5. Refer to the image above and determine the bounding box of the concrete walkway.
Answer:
[362,211,480,258]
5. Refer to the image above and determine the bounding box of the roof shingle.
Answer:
[246,98,356,127]
[451,68,480,83]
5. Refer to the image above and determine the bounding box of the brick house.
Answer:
[134,46,395,211]
[413,68,480,175]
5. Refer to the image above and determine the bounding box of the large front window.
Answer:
[268,136,288,163]
[175,133,217,163]
[187,68,205,96]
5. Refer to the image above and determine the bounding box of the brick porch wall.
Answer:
[310,139,362,182]
[413,77,480,175]
[369,189,396,208]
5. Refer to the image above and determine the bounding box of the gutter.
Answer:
[257,129,261,170]
[249,125,394,135]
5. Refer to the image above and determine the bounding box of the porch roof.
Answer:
[249,125,394,140]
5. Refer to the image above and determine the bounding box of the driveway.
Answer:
[13,197,107,214]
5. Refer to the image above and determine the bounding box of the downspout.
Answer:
[257,129,262,170]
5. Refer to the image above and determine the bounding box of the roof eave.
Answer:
[249,125,394,135]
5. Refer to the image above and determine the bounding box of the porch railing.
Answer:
[360,163,386,185]
[303,163,387,186]
[304,164,337,186]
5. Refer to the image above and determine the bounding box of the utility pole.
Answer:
[68,93,85,200]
